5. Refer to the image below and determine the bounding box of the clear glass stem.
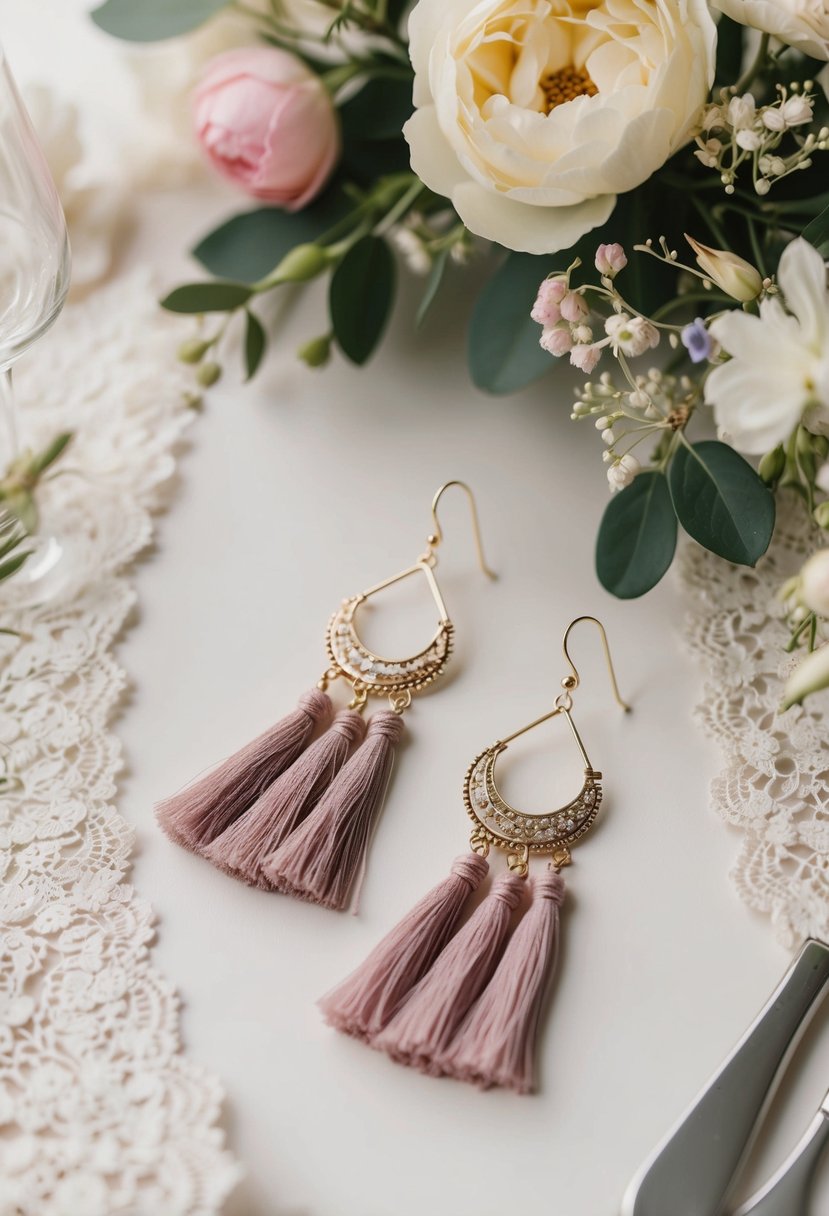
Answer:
[0,366,18,472]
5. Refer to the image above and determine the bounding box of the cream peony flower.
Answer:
[404,0,717,254]
[705,239,829,455]
[713,0,829,61]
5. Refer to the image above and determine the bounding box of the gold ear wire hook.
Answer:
[561,616,631,712]
[429,480,497,579]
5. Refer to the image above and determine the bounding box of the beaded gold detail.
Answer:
[464,745,603,858]
[326,595,453,697]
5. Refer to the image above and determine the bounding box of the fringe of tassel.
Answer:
[320,857,565,1093]
[155,690,404,912]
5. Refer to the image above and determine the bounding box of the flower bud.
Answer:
[196,361,222,387]
[685,234,763,302]
[531,277,567,326]
[539,325,573,357]
[560,291,588,323]
[271,243,330,284]
[801,549,829,615]
[595,242,627,277]
[178,338,211,364]
[781,643,829,710]
[298,333,332,368]
[814,501,829,529]
[758,445,786,486]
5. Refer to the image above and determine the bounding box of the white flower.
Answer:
[540,325,573,356]
[782,643,829,709]
[607,453,640,491]
[713,0,829,61]
[604,313,660,357]
[801,549,829,616]
[763,94,814,131]
[727,93,756,130]
[404,0,717,254]
[570,343,602,373]
[705,239,829,454]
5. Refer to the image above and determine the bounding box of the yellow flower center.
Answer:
[540,66,598,113]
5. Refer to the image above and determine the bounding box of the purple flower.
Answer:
[681,317,713,363]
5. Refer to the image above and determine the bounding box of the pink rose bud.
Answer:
[539,325,573,356]
[194,47,340,210]
[531,277,567,326]
[559,291,588,323]
[595,243,627,276]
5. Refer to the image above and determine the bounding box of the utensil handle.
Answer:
[734,1110,829,1216]
[622,939,829,1216]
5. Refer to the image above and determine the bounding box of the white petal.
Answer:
[404,106,468,198]
[777,237,829,350]
[450,182,616,254]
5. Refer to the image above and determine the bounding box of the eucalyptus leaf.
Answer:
[91,0,230,41]
[161,281,253,314]
[802,202,829,257]
[669,440,775,565]
[243,310,267,382]
[193,187,352,283]
[329,236,395,364]
[416,248,450,328]
[467,253,554,394]
[595,471,677,599]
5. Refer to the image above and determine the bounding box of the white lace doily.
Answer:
[0,273,241,1216]
[679,493,829,951]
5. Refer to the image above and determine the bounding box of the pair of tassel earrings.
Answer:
[157,483,631,1093]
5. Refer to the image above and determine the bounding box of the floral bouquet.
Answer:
[93,0,829,703]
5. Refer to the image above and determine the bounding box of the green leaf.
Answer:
[340,137,411,185]
[468,253,554,394]
[193,187,352,283]
[329,236,395,365]
[801,203,829,257]
[669,440,775,565]
[340,77,414,142]
[416,248,449,328]
[91,0,230,41]
[0,550,31,583]
[161,281,252,314]
[596,471,678,599]
[30,432,72,476]
[243,310,267,382]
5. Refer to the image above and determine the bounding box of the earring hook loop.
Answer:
[561,615,631,712]
[430,480,497,580]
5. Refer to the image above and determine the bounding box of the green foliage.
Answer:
[340,77,414,142]
[91,0,229,41]
[801,202,829,257]
[416,248,450,328]
[329,236,396,364]
[0,512,31,585]
[243,311,267,381]
[596,472,677,598]
[161,282,253,314]
[467,253,554,394]
[192,188,353,283]
[669,440,775,565]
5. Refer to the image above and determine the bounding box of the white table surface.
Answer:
[7,7,829,1215]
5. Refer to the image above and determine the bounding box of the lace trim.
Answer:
[679,492,829,950]
[0,272,241,1215]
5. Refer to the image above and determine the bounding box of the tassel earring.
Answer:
[320,616,631,1092]
[156,481,496,912]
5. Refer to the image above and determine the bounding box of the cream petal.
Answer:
[404,105,469,198]
[451,182,616,253]
[777,238,829,351]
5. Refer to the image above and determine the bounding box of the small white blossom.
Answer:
[607,453,640,491]
[604,313,660,357]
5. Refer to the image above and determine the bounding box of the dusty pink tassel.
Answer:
[156,689,332,854]
[202,710,366,887]
[438,869,565,1094]
[318,853,490,1040]
[262,710,404,910]
[373,871,524,1074]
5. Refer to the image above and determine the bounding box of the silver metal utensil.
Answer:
[621,938,829,1216]
[733,1088,829,1216]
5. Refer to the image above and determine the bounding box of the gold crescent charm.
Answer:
[463,744,602,857]
[326,595,453,697]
